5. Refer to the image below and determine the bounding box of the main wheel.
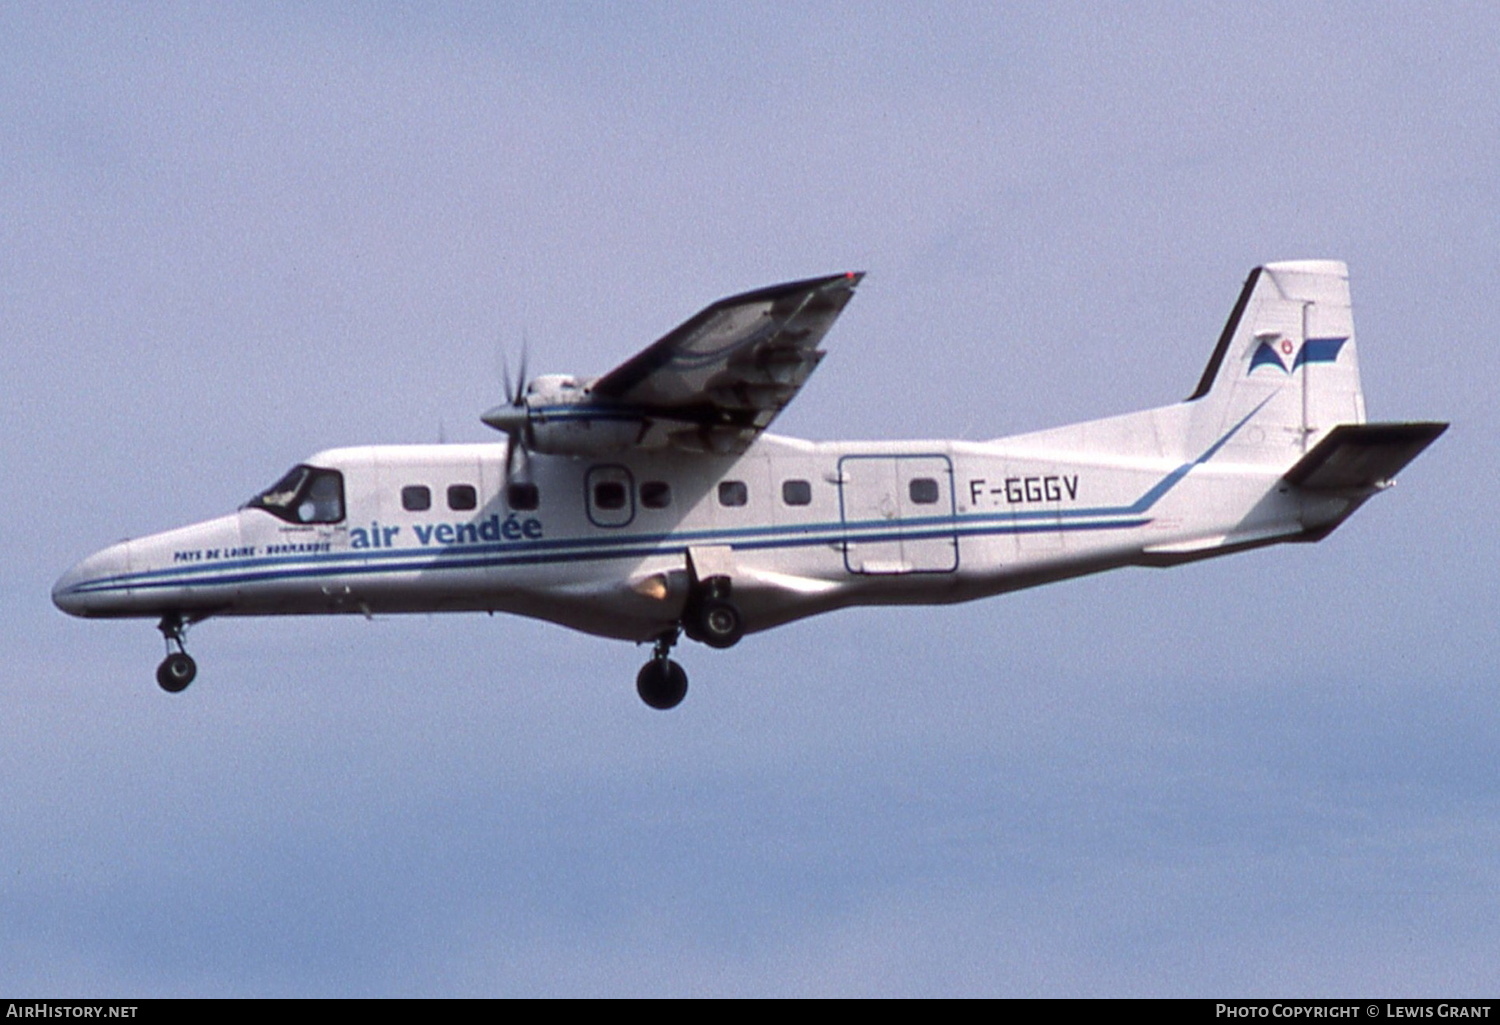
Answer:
[696,597,744,649]
[156,652,197,693]
[636,658,688,710]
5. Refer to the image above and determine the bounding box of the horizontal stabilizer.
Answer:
[1282,422,1448,491]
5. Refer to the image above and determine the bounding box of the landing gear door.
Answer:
[839,454,958,574]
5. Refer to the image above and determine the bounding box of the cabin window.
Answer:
[594,481,627,510]
[245,465,346,525]
[447,484,477,511]
[718,480,748,507]
[909,477,941,504]
[401,485,432,512]
[641,481,672,509]
[585,465,635,528]
[782,479,812,506]
[507,482,540,511]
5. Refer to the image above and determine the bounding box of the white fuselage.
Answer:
[51,418,1343,643]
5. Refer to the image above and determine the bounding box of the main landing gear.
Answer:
[155,614,197,693]
[682,574,745,650]
[634,575,745,710]
[636,631,689,710]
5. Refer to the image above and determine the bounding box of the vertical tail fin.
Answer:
[1186,260,1366,465]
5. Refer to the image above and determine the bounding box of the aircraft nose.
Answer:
[52,542,130,618]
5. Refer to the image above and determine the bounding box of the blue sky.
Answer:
[3,2,1496,996]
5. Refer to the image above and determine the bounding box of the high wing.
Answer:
[590,271,863,453]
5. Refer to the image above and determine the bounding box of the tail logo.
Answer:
[1249,336,1349,375]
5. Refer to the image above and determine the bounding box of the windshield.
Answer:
[245,465,345,524]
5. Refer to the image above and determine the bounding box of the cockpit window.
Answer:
[246,465,346,524]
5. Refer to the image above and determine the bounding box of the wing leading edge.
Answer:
[591,271,863,453]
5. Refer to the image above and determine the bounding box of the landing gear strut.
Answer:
[636,629,688,710]
[155,614,197,693]
[635,574,747,708]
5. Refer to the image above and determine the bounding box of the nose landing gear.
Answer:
[155,614,198,693]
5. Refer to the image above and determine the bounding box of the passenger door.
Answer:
[838,454,958,574]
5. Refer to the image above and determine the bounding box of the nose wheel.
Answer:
[155,614,198,693]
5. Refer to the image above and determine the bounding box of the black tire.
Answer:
[696,597,744,649]
[156,652,197,693]
[636,658,688,710]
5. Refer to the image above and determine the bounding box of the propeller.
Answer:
[482,339,531,481]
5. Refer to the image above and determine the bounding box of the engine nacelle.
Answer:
[525,374,647,455]
[523,374,588,403]
[526,413,648,456]
[483,374,652,456]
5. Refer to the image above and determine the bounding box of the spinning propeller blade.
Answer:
[488,334,534,483]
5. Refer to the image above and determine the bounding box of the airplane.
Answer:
[53,260,1446,709]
